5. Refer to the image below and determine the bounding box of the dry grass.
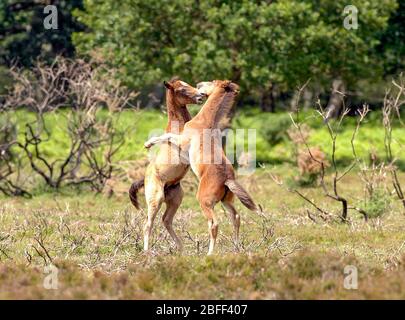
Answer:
[0,166,405,299]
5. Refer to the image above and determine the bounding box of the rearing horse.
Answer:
[129,79,205,251]
[145,80,262,255]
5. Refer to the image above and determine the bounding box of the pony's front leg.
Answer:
[144,133,181,149]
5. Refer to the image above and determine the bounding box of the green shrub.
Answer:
[233,110,294,164]
[259,113,292,146]
[363,189,392,219]
[286,173,319,189]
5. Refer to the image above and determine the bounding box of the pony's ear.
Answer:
[222,81,239,93]
[230,82,240,94]
[163,81,174,90]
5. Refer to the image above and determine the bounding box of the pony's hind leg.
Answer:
[198,196,219,255]
[143,176,164,251]
[162,183,184,251]
[222,191,240,248]
[197,178,226,255]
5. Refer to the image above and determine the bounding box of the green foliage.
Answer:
[259,113,292,145]
[233,109,292,163]
[0,0,84,66]
[378,0,405,74]
[363,189,392,219]
[73,0,396,94]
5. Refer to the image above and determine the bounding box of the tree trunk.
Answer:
[260,84,275,112]
[325,79,345,120]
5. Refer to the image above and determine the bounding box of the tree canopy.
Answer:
[0,0,83,66]
[378,0,405,75]
[73,0,397,94]
[0,0,403,109]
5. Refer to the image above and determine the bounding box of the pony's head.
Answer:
[164,79,206,105]
[197,80,240,97]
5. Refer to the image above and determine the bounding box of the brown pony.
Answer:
[144,80,261,255]
[129,79,205,251]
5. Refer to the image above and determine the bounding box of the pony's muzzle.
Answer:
[195,93,206,104]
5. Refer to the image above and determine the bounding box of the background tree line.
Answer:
[0,0,404,112]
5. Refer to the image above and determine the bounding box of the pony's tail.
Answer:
[225,179,260,213]
[129,178,145,210]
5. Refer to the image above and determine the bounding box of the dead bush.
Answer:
[3,56,137,192]
[297,147,329,182]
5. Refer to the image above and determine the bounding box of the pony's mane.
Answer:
[210,81,239,127]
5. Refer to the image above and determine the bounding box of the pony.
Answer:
[129,79,205,251]
[144,80,262,255]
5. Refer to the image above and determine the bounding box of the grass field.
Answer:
[1,165,405,299]
[1,106,405,299]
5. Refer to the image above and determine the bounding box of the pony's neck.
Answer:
[165,90,191,132]
[193,87,233,128]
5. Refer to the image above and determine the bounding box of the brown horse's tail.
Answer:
[129,178,145,210]
[225,179,260,213]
